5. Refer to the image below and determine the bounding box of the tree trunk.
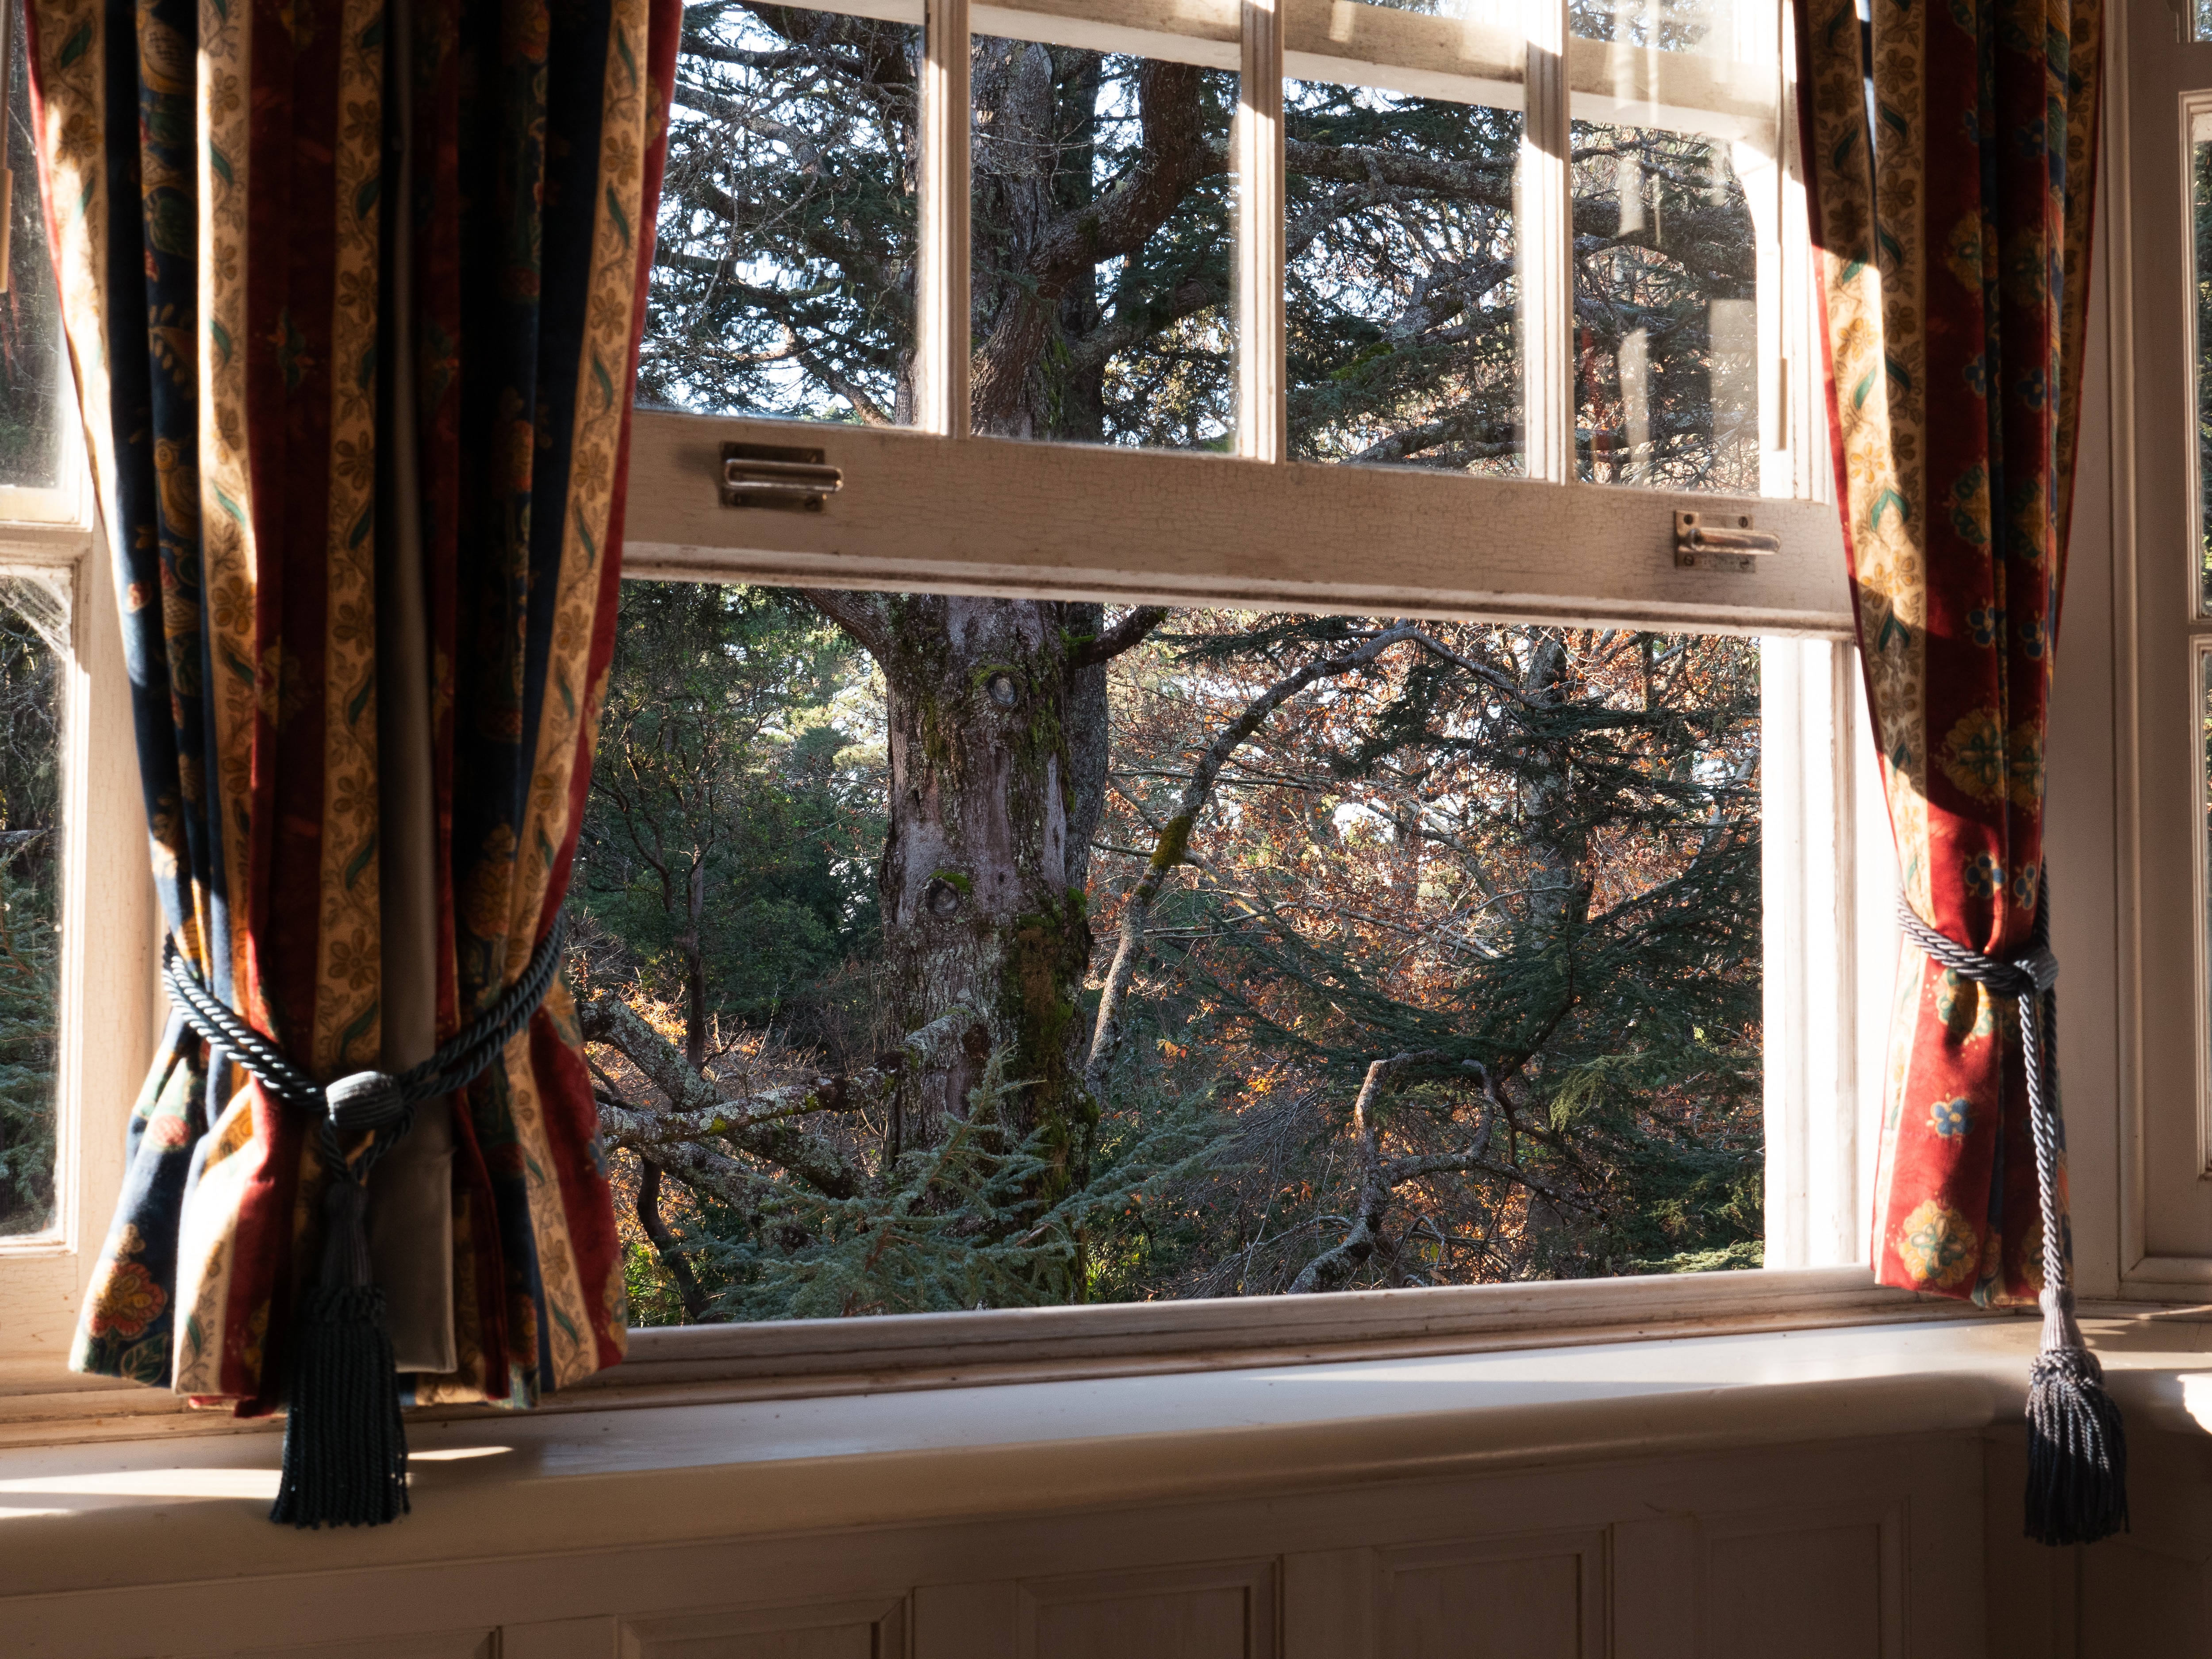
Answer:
[871,594,1102,1187]
[1519,634,1588,948]
[683,859,707,1072]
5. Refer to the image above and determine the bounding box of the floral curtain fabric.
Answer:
[29,0,677,1412]
[1795,0,2101,1300]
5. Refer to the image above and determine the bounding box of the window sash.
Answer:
[644,0,1835,619]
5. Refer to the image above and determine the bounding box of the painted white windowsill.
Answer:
[7,1310,2210,1601]
[0,1266,1978,1443]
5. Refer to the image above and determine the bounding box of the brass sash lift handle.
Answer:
[720,442,841,511]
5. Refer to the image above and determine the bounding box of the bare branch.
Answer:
[581,994,869,1199]
[1085,623,1423,1090]
[1288,1053,1421,1293]
[637,1159,718,1323]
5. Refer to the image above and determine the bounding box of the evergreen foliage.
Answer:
[0,582,64,1236]
[577,592,1764,1318]
[585,2,1769,1319]
[571,583,886,1043]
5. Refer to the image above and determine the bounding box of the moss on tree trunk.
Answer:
[872,595,1103,1187]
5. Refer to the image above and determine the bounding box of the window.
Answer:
[0,0,1905,1403]
[0,572,68,1241]
[599,0,1889,1329]
[2117,29,2212,1292]
[576,591,1772,1320]
[0,11,156,1387]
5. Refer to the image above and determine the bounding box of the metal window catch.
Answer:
[721,442,842,511]
[1674,509,1779,572]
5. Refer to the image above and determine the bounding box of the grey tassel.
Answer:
[2024,1286,2128,1545]
[269,1170,411,1528]
[1898,875,2126,1545]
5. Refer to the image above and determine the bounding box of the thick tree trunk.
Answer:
[1518,635,1588,948]
[870,594,1100,1185]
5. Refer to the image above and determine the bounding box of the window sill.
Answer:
[11,1306,2212,1599]
[0,1266,1965,1447]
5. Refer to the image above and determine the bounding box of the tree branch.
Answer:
[581,995,870,1199]
[1288,1053,1421,1293]
[636,1159,718,1322]
[1085,623,1422,1091]
[799,589,896,660]
[1071,606,1171,669]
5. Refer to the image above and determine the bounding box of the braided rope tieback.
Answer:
[1896,874,2126,1545]
[160,915,569,1528]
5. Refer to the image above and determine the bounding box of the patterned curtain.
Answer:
[1795,0,2101,1302]
[29,0,678,1414]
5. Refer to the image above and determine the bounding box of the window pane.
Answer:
[970,43,1235,448]
[1574,121,1758,492]
[1286,83,1523,474]
[1329,0,1521,26]
[645,5,921,425]
[571,585,1765,1323]
[1572,0,1757,60]
[2197,111,2212,610]
[0,576,64,1238]
[2203,648,2212,1093]
[0,14,65,491]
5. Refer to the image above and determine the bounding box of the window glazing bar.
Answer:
[919,0,973,437]
[1237,0,1286,463]
[1520,0,1571,484]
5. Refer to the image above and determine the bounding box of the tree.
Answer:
[1078,616,1761,1294]
[0,580,64,1236]
[579,591,1763,1315]
[580,5,1768,1318]
[569,583,886,1305]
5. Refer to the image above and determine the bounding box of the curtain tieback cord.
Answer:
[159,914,568,1528]
[1894,875,2128,1544]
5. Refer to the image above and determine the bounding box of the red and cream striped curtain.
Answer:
[32,0,678,1416]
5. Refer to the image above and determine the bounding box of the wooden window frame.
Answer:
[0,0,1961,1435]
[2115,1,2212,1298]
[0,519,159,1396]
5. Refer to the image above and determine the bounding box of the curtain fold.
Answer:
[31,0,678,1412]
[1794,0,2101,1300]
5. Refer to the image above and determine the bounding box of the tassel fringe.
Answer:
[270,1176,411,1528]
[271,1283,411,1528]
[2025,1334,2128,1547]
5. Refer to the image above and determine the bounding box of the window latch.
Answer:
[721,443,842,511]
[1674,510,1779,573]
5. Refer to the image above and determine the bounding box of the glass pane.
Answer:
[1574,121,1758,492]
[2203,650,2212,1117]
[2197,112,2212,610]
[644,5,921,425]
[969,43,1235,448]
[1572,0,1755,60]
[1331,0,1522,24]
[571,585,1766,1324]
[0,576,65,1238]
[0,13,65,490]
[1286,82,1523,474]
